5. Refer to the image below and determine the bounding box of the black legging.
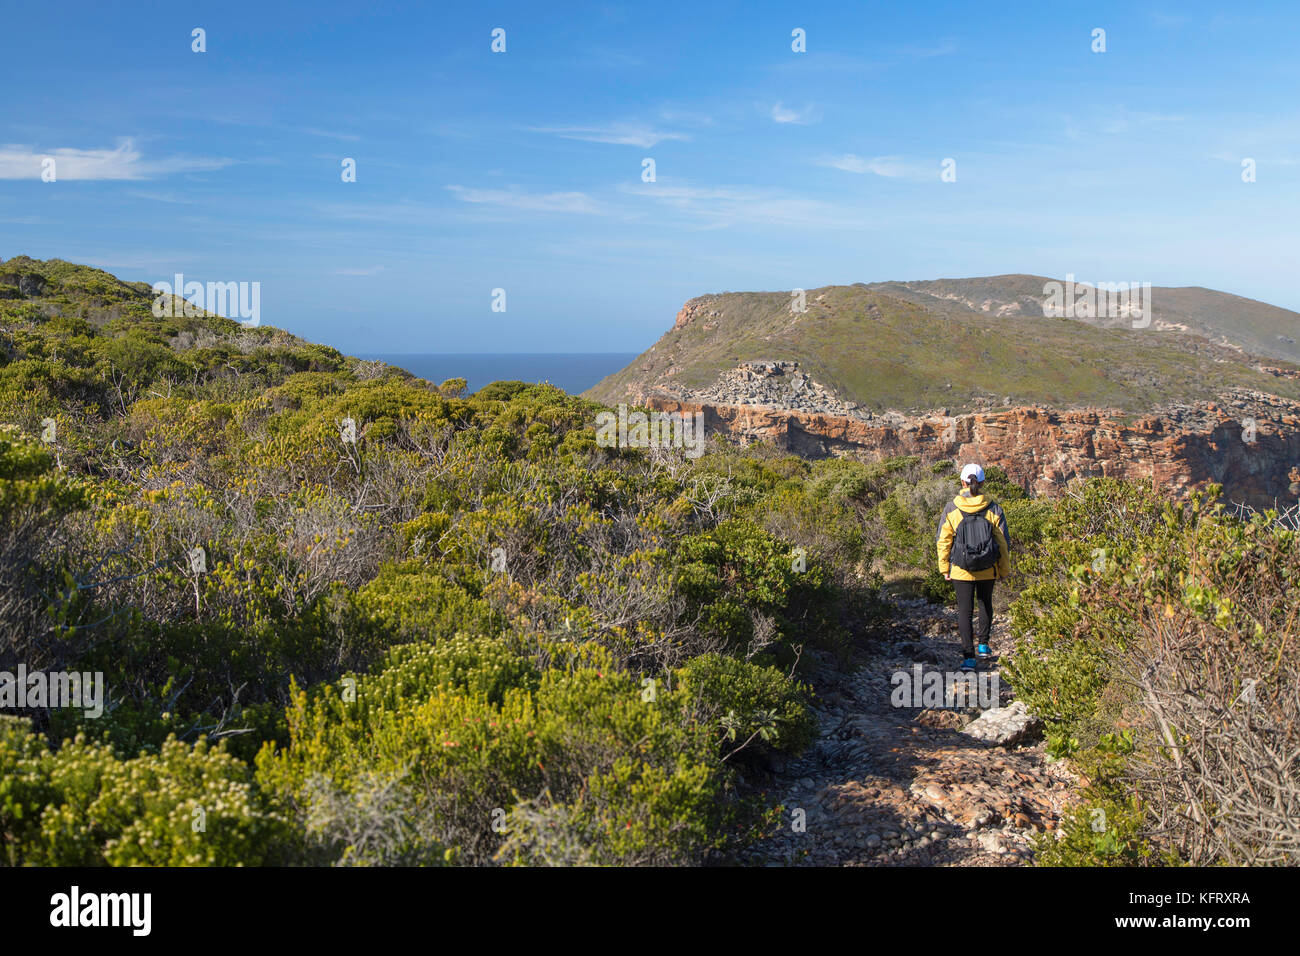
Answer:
[953,579,995,656]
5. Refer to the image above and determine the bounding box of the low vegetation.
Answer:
[1003,480,1299,865]
[0,258,885,866]
[0,257,1292,867]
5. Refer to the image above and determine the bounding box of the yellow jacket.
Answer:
[936,493,1011,581]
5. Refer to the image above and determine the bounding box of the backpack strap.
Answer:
[936,500,959,541]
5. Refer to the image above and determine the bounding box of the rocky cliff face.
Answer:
[636,363,1300,506]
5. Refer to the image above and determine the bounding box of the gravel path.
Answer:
[746,597,1078,867]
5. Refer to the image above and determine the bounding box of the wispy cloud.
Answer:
[1210,150,1299,167]
[620,182,867,231]
[205,115,362,142]
[129,190,202,204]
[626,184,754,206]
[527,123,688,148]
[0,139,231,180]
[1099,108,1184,135]
[1148,10,1192,28]
[657,107,714,127]
[770,102,818,125]
[767,51,884,75]
[818,153,922,178]
[1062,107,1186,141]
[577,48,644,69]
[446,184,604,214]
[767,41,952,76]
[335,265,386,276]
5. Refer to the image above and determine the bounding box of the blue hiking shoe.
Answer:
[960,657,977,672]
[976,643,993,659]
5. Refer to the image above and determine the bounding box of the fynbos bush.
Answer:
[1005,479,1300,865]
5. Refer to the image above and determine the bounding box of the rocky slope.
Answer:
[588,282,1300,506]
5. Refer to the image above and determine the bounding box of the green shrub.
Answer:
[675,653,816,759]
[1002,478,1177,755]
[675,518,832,654]
[355,565,497,641]
[256,637,756,865]
[0,717,292,867]
[1007,479,1299,865]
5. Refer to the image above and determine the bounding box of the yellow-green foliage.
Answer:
[0,262,905,864]
[255,637,760,865]
[0,426,86,519]
[0,716,291,867]
[1003,478,1185,755]
[1006,479,1299,865]
[676,652,817,756]
[355,566,497,640]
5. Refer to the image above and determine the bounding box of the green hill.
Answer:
[882,275,1300,363]
[586,281,1300,414]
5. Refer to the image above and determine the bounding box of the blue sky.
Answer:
[2,0,1298,353]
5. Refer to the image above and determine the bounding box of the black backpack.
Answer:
[951,504,999,572]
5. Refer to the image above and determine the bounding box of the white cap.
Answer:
[960,463,985,483]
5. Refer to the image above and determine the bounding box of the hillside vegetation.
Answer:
[1003,482,1299,865]
[886,275,1300,364]
[0,257,889,865]
[0,257,1292,867]
[587,282,1300,414]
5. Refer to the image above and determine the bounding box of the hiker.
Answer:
[936,463,1011,672]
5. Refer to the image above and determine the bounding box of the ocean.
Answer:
[358,353,638,396]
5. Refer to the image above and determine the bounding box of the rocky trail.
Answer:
[748,598,1078,866]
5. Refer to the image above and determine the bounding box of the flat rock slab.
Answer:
[962,701,1042,747]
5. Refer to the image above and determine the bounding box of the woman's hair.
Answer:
[964,478,983,494]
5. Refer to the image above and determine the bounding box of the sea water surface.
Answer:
[359,353,638,396]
